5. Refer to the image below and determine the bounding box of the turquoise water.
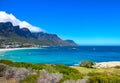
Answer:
[0,46,120,65]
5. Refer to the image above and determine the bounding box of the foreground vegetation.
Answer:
[71,66,120,83]
[0,60,120,83]
[0,60,83,83]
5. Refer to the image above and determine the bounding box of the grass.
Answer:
[70,66,120,75]
[1,60,120,83]
[71,66,120,83]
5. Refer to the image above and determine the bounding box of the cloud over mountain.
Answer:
[0,11,43,32]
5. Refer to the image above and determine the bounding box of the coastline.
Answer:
[0,47,120,68]
[94,61,120,68]
[0,47,39,52]
[73,61,120,68]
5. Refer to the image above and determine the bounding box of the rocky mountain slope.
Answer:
[0,22,78,46]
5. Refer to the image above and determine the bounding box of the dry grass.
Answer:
[0,77,18,83]
[70,66,120,75]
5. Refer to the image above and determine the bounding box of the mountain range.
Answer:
[0,22,77,46]
[0,11,77,47]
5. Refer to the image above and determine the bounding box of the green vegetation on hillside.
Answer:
[0,60,83,83]
[0,60,120,83]
[71,66,120,83]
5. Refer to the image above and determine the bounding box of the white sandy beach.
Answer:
[0,47,39,52]
[94,61,120,68]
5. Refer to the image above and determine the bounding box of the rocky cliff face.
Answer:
[0,22,78,46]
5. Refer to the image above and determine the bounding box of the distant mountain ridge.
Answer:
[65,40,78,45]
[0,22,78,46]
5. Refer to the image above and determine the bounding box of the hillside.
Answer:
[0,22,78,47]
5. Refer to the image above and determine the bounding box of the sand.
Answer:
[94,61,120,68]
[0,47,39,52]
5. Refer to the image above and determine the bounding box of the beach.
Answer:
[0,48,19,52]
[94,61,120,68]
[0,47,39,52]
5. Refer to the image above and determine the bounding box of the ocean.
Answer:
[0,46,120,66]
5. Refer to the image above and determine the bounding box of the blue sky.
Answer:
[0,0,120,45]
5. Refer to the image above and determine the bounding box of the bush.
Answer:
[21,72,40,83]
[114,66,120,68]
[88,75,120,83]
[80,60,95,68]
[0,64,6,72]
[37,70,63,83]
[0,64,7,77]
[0,60,84,82]
[55,64,84,81]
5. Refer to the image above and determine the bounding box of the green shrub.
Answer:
[0,60,53,72]
[114,66,120,68]
[21,72,39,83]
[0,64,6,71]
[55,64,84,81]
[0,60,84,82]
[80,60,95,68]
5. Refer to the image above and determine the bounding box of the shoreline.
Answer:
[0,47,120,68]
[0,47,40,52]
[73,61,120,68]
[93,61,120,68]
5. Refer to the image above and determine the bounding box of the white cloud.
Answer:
[19,21,42,32]
[0,11,43,32]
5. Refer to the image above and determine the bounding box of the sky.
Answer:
[0,0,120,45]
